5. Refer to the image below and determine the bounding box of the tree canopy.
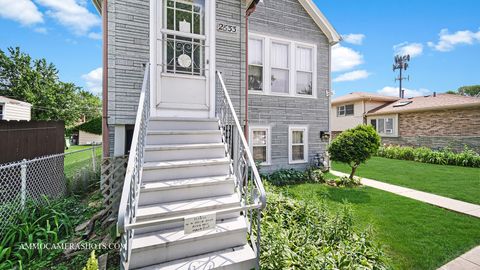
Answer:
[446,85,480,97]
[0,47,101,127]
[328,125,381,179]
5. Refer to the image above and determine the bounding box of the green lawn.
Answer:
[64,145,102,178]
[279,183,480,270]
[332,157,480,205]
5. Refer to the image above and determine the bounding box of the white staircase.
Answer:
[117,68,265,270]
[127,117,256,270]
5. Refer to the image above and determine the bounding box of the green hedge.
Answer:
[259,189,389,269]
[76,117,102,135]
[376,145,480,168]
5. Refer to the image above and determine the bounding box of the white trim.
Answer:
[249,33,317,99]
[114,125,126,157]
[249,125,272,166]
[288,125,309,164]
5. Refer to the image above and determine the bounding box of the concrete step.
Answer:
[146,129,223,145]
[138,175,236,205]
[144,143,226,162]
[148,117,219,131]
[136,193,240,223]
[142,158,231,182]
[130,217,248,269]
[136,244,256,270]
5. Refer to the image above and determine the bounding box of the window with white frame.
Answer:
[250,127,270,165]
[271,42,290,94]
[337,104,354,116]
[371,117,395,135]
[248,38,264,91]
[289,126,308,163]
[296,46,313,95]
[247,34,316,98]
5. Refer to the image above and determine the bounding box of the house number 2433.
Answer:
[217,23,238,33]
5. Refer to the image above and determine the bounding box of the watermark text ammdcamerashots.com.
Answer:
[20,242,123,251]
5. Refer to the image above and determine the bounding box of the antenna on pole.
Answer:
[393,54,410,98]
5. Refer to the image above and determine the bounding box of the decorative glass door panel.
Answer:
[164,0,205,76]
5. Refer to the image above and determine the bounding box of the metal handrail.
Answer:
[215,70,266,266]
[117,63,150,270]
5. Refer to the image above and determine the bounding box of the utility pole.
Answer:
[393,55,410,98]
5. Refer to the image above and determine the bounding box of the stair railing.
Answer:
[215,71,267,266]
[117,63,150,270]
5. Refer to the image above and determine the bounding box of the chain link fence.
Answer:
[0,145,102,235]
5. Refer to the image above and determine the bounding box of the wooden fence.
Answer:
[0,121,65,164]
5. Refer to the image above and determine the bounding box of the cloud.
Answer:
[332,44,364,72]
[82,67,103,94]
[35,0,101,35]
[34,27,48,34]
[333,70,370,82]
[88,32,102,40]
[393,42,423,58]
[342,34,365,45]
[377,86,431,98]
[428,28,480,52]
[0,0,43,25]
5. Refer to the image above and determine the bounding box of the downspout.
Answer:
[245,1,258,140]
[102,0,109,158]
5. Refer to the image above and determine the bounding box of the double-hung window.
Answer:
[296,46,313,95]
[248,34,317,98]
[289,126,308,164]
[248,38,264,92]
[337,104,354,116]
[270,42,290,94]
[250,126,271,165]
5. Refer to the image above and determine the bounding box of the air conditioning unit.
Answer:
[385,129,393,134]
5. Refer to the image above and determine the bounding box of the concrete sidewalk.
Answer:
[439,246,480,270]
[330,170,480,218]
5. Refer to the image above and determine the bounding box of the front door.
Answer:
[155,0,212,118]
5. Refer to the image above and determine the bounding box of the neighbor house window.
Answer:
[289,126,308,164]
[296,46,313,95]
[337,104,354,116]
[250,126,271,165]
[0,104,3,120]
[271,42,290,94]
[371,117,395,135]
[248,38,264,92]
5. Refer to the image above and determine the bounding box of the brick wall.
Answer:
[382,107,480,152]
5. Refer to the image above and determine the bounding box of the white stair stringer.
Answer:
[128,118,257,270]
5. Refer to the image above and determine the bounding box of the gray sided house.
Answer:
[97,0,340,171]
[93,0,339,268]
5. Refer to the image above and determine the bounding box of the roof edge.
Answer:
[92,0,102,14]
[298,0,341,44]
[366,102,480,116]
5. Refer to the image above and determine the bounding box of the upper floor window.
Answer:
[248,33,317,98]
[337,104,354,116]
[248,38,264,92]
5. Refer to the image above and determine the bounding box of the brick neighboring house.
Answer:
[332,92,480,152]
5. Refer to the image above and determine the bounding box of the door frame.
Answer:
[150,0,216,118]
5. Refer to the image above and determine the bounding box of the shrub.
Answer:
[82,251,99,270]
[259,190,389,269]
[333,176,361,187]
[376,145,480,168]
[266,167,325,186]
[76,117,102,135]
[329,125,381,179]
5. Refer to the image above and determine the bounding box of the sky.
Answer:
[0,0,479,98]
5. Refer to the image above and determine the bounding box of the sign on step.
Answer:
[184,213,216,234]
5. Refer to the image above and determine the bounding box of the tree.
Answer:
[446,85,480,97]
[0,47,101,126]
[328,125,381,179]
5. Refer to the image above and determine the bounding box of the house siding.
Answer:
[381,107,480,152]
[106,0,150,156]
[248,0,331,172]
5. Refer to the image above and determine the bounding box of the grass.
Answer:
[332,157,480,205]
[279,182,480,270]
[64,145,102,178]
